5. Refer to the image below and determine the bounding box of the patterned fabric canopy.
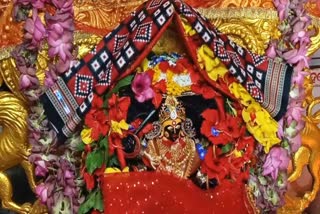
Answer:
[41,0,293,140]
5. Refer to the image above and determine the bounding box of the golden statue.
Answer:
[144,96,200,178]
[0,91,37,213]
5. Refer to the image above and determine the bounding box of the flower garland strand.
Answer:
[248,0,313,212]
[12,0,83,213]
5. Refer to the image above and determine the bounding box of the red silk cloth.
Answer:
[102,172,256,214]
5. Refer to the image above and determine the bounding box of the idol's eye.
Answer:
[175,125,181,129]
[167,126,174,131]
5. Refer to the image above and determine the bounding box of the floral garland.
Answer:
[12,0,84,213]
[10,0,313,212]
[247,0,313,212]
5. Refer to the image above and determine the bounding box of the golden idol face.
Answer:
[163,119,182,142]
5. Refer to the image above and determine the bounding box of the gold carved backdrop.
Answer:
[1,0,320,213]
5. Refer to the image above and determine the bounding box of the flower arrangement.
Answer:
[248,0,313,211]
[12,0,83,213]
[10,0,314,213]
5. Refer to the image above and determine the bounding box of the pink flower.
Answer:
[288,133,301,153]
[24,10,46,48]
[277,118,284,138]
[131,73,154,102]
[48,31,73,61]
[64,169,73,179]
[282,43,309,65]
[286,103,304,124]
[52,0,73,12]
[35,160,49,177]
[274,0,290,21]
[46,13,74,62]
[292,61,308,86]
[44,69,57,87]
[262,147,290,180]
[19,73,39,89]
[266,42,277,59]
[35,183,49,203]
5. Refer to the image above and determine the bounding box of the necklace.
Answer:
[155,137,196,178]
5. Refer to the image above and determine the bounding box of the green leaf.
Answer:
[78,190,97,214]
[94,189,104,211]
[76,142,86,152]
[86,150,104,174]
[107,155,120,167]
[105,75,134,99]
[99,136,108,150]
[221,143,233,154]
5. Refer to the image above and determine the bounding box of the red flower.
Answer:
[152,79,166,108]
[201,109,245,145]
[191,71,219,99]
[83,171,95,190]
[131,118,153,138]
[201,145,229,182]
[108,94,131,121]
[85,95,110,141]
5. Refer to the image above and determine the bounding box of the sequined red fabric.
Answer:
[102,172,256,214]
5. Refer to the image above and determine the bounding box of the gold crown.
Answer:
[159,96,186,123]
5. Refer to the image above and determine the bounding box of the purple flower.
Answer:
[36,183,49,203]
[19,70,39,89]
[131,73,154,102]
[274,0,290,21]
[52,0,73,12]
[286,102,304,124]
[44,66,58,87]
[266,42,277,59]
[24,10,46,47]
[48,31,73,62]
[35,160,49,177]
[262,147,290,180]
[46,12,74,62]
[282,43,309,65]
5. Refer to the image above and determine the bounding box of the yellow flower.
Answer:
[181,17,196,36]
[81,128,94,144]
[105,166,129,174]
[229,82,281,153]
[197,45,227,81]
[229,83,253,106]
[233,149,243,158]
[111,119,129,135]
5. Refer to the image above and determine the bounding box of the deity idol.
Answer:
[143,95,201,178]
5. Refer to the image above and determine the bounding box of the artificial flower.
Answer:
[110,119,129,135]
[131,72,154,102]
[262,147,290,180]
[81,128,94,144]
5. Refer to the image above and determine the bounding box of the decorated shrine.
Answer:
[1,0,320,213]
